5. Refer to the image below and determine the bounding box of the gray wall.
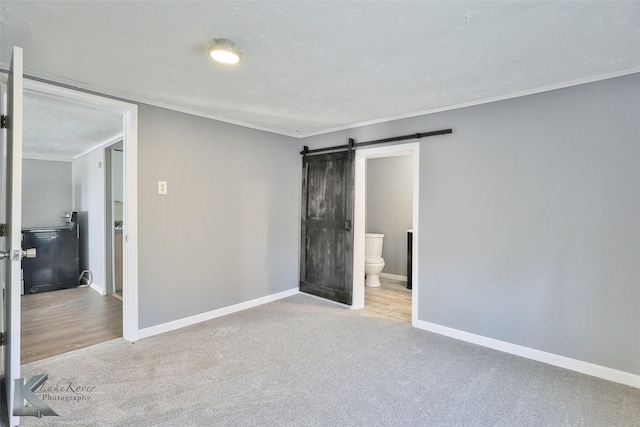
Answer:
[137,105,301,329]
[111,149,124,222]
[302,73,640,375]
[366,156,413,276]
[73,149,107,291]
[22,159,72,228]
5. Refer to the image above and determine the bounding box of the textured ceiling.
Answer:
[23,94,123,159]
[2,1,640,154]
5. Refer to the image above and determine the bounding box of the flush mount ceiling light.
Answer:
[208,39,242,64]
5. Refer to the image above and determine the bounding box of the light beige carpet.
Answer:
[17,294,640,426]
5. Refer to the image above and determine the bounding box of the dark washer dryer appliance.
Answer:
[22,217,80,294]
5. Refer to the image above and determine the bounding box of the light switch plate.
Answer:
[157,181,167,195]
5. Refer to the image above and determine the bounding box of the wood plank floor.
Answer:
[21,287,123,365]
[363,277,412,322]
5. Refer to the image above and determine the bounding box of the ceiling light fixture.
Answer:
[208,39,242,64]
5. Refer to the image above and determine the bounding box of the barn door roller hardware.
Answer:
[300,128,452,156]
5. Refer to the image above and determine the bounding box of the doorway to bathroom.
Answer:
[353,142,419,326]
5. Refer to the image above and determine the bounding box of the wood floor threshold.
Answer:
[21,287,123,365]
[363,278,412,322]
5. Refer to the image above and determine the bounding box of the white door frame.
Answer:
[1,47,24,427]
[23,80,139,341]
[352,142,419,327]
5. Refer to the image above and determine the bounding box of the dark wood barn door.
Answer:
[300,151,354,305]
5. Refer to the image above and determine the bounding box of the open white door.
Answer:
[2,46,24,427]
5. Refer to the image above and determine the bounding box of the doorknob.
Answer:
[0,248,36,260]
[22,248,36,258]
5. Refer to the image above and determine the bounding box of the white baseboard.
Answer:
[138,288,299,339]
[417,320,640,389]
[89,282,106,295]
[379,273,407,282]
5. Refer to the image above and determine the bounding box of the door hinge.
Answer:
[0,332,4,346]
[1,115,7,129]
[0,223,5,237]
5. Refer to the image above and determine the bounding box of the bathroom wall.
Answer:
[301,73,640,376]
[366,156,413,277]
[22,158,73,228]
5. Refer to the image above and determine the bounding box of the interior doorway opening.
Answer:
[353,142,420,327]
[21,79,139,350]
[105,141,124,300]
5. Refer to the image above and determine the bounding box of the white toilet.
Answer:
[365,233,385,287]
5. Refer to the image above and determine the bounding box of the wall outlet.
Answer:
[157,181,168,195]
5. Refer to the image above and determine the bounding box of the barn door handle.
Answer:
[344,219,351,231]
